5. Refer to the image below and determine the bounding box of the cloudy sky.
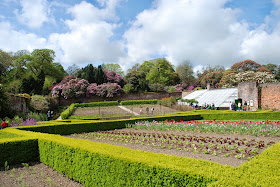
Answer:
[1,0,280,72]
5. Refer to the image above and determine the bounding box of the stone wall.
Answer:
[58,92,182,106]
[238,82,259,111]
[8,94,29,113]
[260,83,280,110]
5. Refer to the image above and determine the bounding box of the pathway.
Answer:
[118,106,140,115]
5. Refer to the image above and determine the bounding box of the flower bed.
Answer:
[126,120,280,136]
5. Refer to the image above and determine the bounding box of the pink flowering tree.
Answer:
[51,77,89,99]
[103,70,125,87]
[87,82,123,98]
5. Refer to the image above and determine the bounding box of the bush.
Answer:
[76,101,119,108]
[61,104,75,120]
[30,95,49,112]
[158,97,176,107]
[120,99,158,106]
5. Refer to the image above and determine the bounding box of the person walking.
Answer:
[237,102,241,111]
[146,106,149,114]
[139,107,143,115]
[243,101,247,111]
[151,107,155,115]
[47,111,51,121]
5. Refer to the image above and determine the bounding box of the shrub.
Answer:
[30,95,49,112]
[121,99,158,106]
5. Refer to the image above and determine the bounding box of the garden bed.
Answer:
[68,129,280,167]
[0,162,83,187]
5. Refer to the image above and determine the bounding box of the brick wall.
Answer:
[260,83,280,110]
[238,82,259,110]
[58,92,182,106]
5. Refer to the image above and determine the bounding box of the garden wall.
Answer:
[260,83,280,110]
[8,93,29,113]
[238,82,259,110]
[57,92,181,106]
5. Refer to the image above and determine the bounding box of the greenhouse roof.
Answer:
[183,88,238,108]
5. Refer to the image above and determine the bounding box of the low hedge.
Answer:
[120,99,158,106]
[0,137,39,166]
[38,134,228,186]
[75,101,119,107]
[60,103,75,120]
[18,114,202,135]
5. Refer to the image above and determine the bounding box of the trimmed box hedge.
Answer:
[120,99,158,106]
[0,137,39,166]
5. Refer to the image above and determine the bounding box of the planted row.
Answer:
[72,130,275,160]
[125,120,280,136]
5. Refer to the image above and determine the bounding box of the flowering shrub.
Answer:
[174,84,183,91]
[103,70,125,86]
[87,82,123,98]
[219,71,277,88]
[61,78,89,99]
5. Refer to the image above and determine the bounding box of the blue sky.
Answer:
[0,0,280,71]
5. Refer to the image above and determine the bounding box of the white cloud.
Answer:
[49,1,125,65]
[0,21,47,52]
[123,0,250,68]
[15,0,49,28]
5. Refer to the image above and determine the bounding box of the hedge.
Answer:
[38,134,227,186]
[0,137,39,166]
[75,101,119,107]
[120,99,158,106]
[18,114,202,135]
[2,111,280,186]
[60,103,75,120]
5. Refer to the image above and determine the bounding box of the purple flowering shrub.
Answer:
[87,83,123,98]
[61,78,89,99]
[10,118,37,127]
[103,70,124,86]
[174,84,183,91]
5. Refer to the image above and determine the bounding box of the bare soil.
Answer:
[0,162,83,187]
[68,129,280,167]
[72,105,180,116]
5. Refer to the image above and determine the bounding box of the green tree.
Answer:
[0,85,12,118]
[95,65,107,85]
[176,60,195,85]
[66,64,80,75]
[103,63,124,77]
[146,58,179,86]
[76,64,97,83]
[0,49,12,80]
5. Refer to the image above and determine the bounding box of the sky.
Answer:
[1,0,280,72]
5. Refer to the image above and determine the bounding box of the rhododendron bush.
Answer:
[87,83,122,98]
[219,71,277,88]
[52,76,123,99]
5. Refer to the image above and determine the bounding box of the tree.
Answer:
[0,85,12,118]
[103,63,124,77]
[195,65,225,88]
[146,58,180,86]
[0,49,12,79]
[262,64,279,74]
[95,65,107,85]
[75,64,97,83]
[176,60,195,85]
[219,71,277,88]
[66,64,80,75]
[230,59,261,72]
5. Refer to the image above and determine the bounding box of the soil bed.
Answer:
[68,129,280,167]
[0,162,83,187]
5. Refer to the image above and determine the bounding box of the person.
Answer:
[151,107,155,115]
[139,107,143,115]
[50,111,54,120]
[1,119,9,129]
[211,103,215,110]
[243,101,247,111]
[237,102,241,111]
[231,102,236,111]
[146,106,149,114]
[47,110,51,121]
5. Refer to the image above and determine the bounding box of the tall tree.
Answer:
[146,58,179,86]
[103,63,124,77]
[176,60,195,85]
[95,65,107,85]
[0,49,12,78]
[230,59,261,72]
